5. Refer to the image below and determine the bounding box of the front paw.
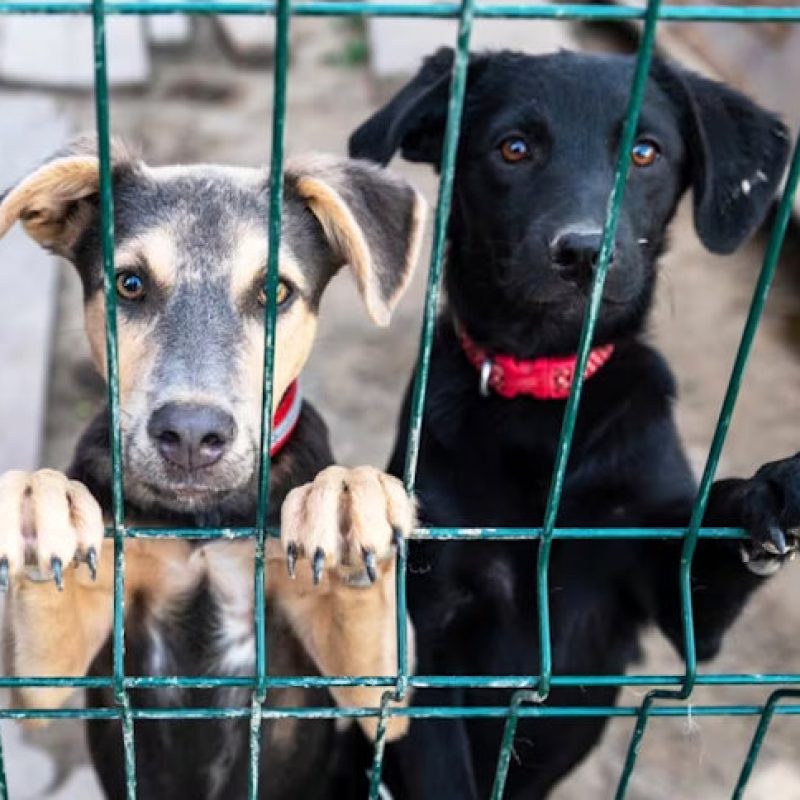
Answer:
[280,466,414,586]
[0,470,104,590]
[738,454,800,576]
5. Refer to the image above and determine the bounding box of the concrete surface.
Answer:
[0,17,150,88]
[1,16,799,800]
[0,95,68,473]
[368,4,577,76]
[215,11,276,64]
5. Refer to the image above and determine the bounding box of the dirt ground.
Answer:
[2,16,800,800]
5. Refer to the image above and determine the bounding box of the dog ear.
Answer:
[289,155,427,326]
[0,136,136,258]
[349,47,462,166]
[652,60,790,255]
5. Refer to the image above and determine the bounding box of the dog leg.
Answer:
[271,466,416,741]
[653,452,800,660]
[2,470,199,716]
[0,469,113,711]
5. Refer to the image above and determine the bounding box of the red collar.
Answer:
[457,326,615,400]
[270,380,302,457]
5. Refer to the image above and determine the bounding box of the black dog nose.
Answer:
[148,403,237,471]
[549,230,607,273]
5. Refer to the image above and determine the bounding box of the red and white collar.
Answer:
[457,325,615,400]
[270,380,302,457]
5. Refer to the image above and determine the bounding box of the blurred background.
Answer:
[0,2,799,798]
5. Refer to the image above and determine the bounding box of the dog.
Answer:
[349,49,800,798]
[0,139,426,799]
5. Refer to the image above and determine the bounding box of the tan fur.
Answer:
[0,471,28,573]
[406,191,428,299]
[239,302,318,418]
[274,466,417,740]
[0,157,99,243]
[1,469,197,711]
[296,176,387,325]
[84,292,157,403]
[1,466,415,741]
[290,154,428,329]
[229,227,309,302]
[1,147,425,752]
[0,145,131,256]
[115,227,180,290]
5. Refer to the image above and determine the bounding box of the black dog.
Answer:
[350,49,800,798]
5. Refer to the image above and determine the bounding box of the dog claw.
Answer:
[763,526,788,556]
[0,558,9,592]
[286,542,298,580]
[51,557,64,592]
[363,549,378,584]
[392,527,406,557]
[86,547,98,582]
[312,548,325,586]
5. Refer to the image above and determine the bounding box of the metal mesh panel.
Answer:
[0,2,798,799]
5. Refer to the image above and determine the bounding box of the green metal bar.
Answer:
[248,0,291,794]
[615,691,657,799]
[366,1,477,786]
[375,0,476,786]
[535,0,663,706]
[3,704,800,722]
[401,0,474,493]
[0,2,793,798]
[5,671,800,694]
[91,0,137,794]
[615,130,800,800]
[0,726,7,800]
[490,691,539,800]
[393,514,409,693]
[115,525,752,540]
[733,690,800,799]
[247,695,263,800]
[678,128,800,694]
[2,2,800,21]
[367,692,396,800]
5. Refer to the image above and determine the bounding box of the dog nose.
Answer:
[147,403,237,471]
[549,230,607,273]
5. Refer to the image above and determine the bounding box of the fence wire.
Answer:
[0,1,798,799]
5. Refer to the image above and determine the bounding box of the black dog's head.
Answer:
[350,49,789,355]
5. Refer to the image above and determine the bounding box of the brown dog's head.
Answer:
[0,139,426,512]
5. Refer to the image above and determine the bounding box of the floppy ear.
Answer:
[652,60,790,255]
[349,47,458,167]
[0,137,135,258]
[288,155,427,327]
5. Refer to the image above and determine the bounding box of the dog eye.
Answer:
[631,139,660,168]
[257,280,292,308]
[499,136,531,164]
[116,271,146,301]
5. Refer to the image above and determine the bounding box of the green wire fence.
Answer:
[0,1,798,798]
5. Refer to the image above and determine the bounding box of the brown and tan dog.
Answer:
[0,139,426,799]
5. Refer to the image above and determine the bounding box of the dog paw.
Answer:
[280,466,414,586]
[0,470,104,590]
[738,454,800,576]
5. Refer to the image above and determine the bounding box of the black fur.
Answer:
[350,50,799,798]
